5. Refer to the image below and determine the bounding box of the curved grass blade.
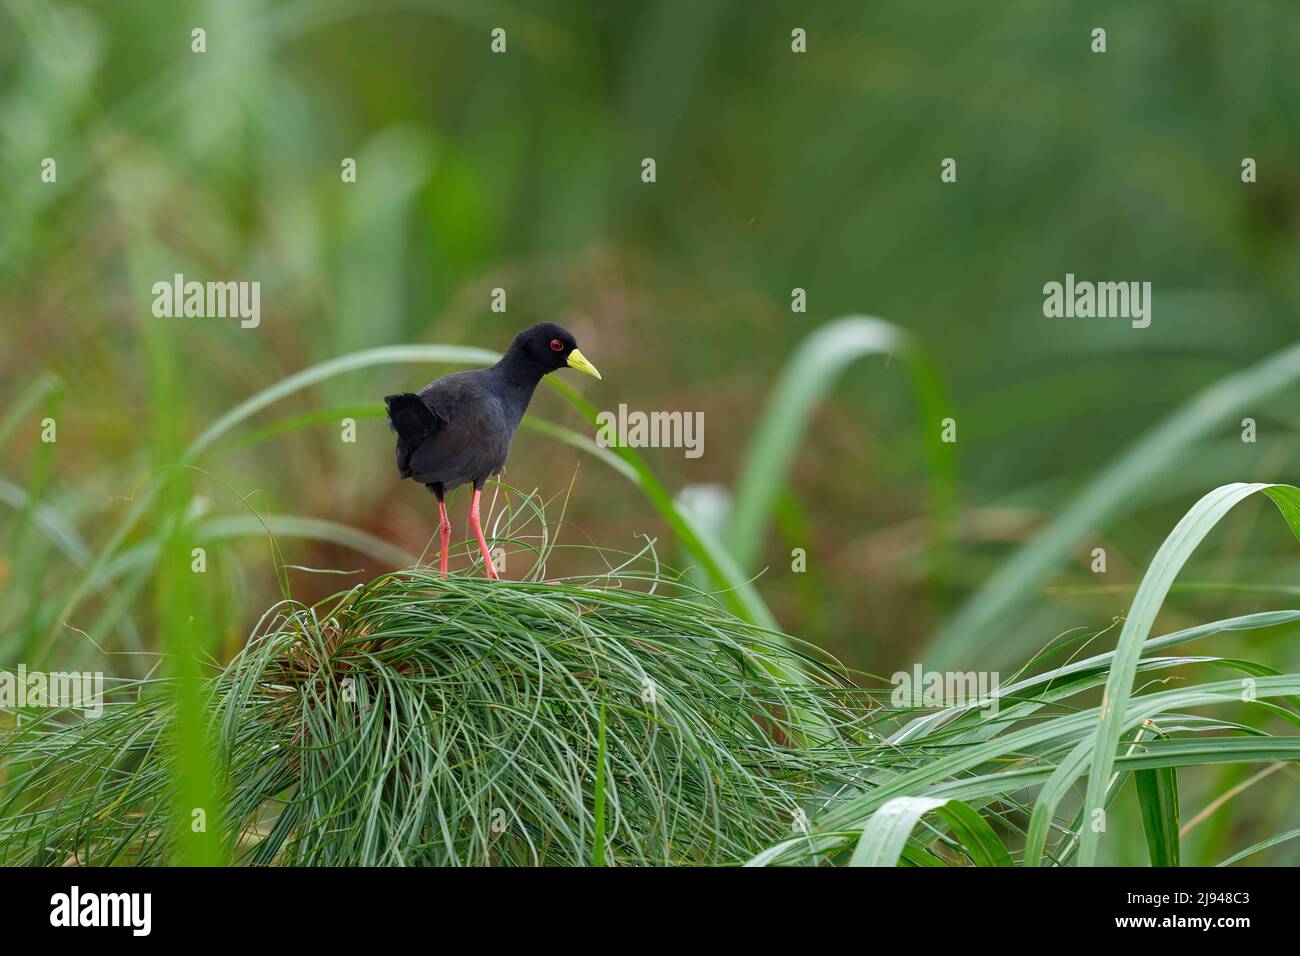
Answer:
[725,316,955,586]
[1216,826,1300,866]
[931,343,1300,667]
[1070,483,1300,866]
[848,795,1011,867]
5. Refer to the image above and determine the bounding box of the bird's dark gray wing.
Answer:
[385,392,446,478]
[406,375,511,486]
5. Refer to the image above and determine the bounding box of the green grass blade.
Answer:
[850,796,948,867]
[934,800,1014,867]
[849,796,1010,867]
[1135,748,1181,867]
[1216,825,1300,866]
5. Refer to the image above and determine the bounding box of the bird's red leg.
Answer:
[469,488,499,580]
[437,499,451,578]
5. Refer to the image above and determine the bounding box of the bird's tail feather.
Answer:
[385,393,442,478]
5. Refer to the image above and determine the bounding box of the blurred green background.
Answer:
[3,0,1300,698]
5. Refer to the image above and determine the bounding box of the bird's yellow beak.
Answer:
[567,349,602,380]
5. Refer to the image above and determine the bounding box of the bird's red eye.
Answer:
[549,339,564,352]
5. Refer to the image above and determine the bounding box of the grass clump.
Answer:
[0,565,873,866]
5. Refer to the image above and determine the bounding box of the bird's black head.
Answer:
[505,322,602,380]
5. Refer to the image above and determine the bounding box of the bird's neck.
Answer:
[492,348,548,419]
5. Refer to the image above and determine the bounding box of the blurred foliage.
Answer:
[3,0,1300,864]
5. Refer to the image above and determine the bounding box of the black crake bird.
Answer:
[384,322,601,578]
